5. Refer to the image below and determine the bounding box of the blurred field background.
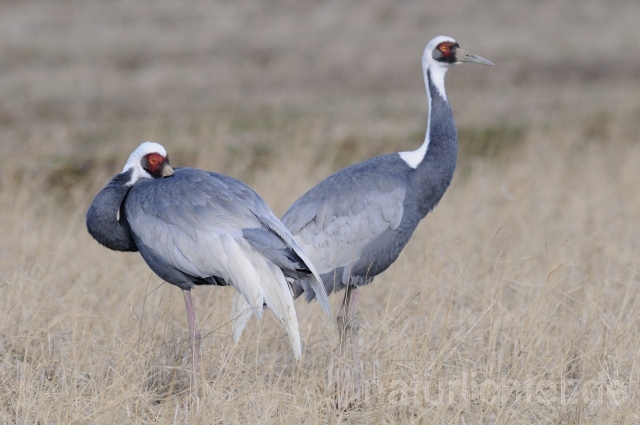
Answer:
[1,0,640,423]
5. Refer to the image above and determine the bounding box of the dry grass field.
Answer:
[2,0,640,423]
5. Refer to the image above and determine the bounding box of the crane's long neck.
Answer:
[86,170,138,252]
[399,64,457,169]
[399,64,458,217]
[420,66,457,164]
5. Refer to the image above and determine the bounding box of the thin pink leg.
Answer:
[337,286,361,394]
[182,289,201,373]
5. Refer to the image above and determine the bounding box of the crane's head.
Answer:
[122,141,174,186]
[422,36,494,70]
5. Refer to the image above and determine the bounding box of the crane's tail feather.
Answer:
[229,253,302,360]
[259,262,301,360]
[293,273,339,306]
[289,248,332,319]
[231,292,254,342]
[243,224,331,320]
[306,274,332,319]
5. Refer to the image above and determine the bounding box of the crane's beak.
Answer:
[456,48,494,66]
[162,163,174,177]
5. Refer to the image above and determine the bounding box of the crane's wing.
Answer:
[238,192,331,317]
[125,168,330,357]
[282,167,407,300]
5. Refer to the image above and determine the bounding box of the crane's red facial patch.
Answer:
[142,153,168,178]
[434,41,458,63]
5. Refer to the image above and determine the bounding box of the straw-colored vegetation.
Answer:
[1,0,639,423]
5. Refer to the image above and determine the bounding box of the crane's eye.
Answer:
[439,44,449,52]
[147,153,163,165]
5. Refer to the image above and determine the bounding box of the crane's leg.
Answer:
[182,289,201,373]
[337,285,361,394]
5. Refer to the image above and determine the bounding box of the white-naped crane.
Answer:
[233,36,493,383]
[86,142,331,372]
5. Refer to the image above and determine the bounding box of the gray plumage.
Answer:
[86,170,138,253]
[86,142,330,365]
[285,66,460,300]
[233,35,493,386]
[125,168,321,294]
[285,74,457,299]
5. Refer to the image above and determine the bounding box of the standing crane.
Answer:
[233,36,493,379]
[86,142,331,372]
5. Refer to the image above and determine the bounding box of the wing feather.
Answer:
[283,182,406,277]
[281,163,407,300]
[125,168,329,358]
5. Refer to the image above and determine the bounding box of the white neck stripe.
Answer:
[399,65,448,169]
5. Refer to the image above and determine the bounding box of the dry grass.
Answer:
[2,0,640,423]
